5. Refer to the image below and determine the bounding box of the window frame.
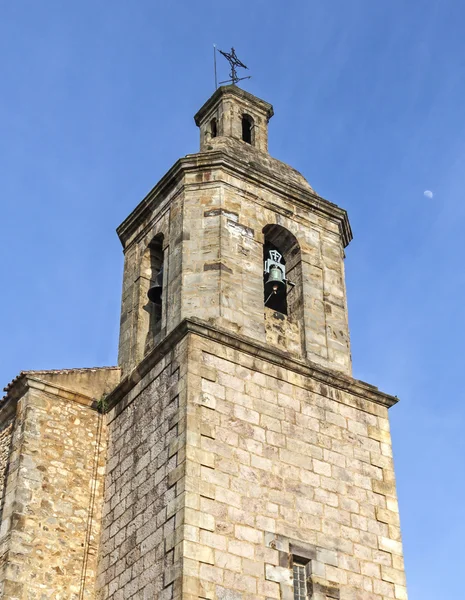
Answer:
[292,558,310,600]
[241,113,254,144]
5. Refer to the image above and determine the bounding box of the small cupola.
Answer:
[194,85,274,153]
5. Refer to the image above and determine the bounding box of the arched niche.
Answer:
[242,114,254,145]
[262,224,305,356]
[210,117,218,138]
[141,233,165,354]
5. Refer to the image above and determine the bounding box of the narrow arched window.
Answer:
[210,118,217,138]
[263,225,302,317]
[146,234,164,337]
[263,224,304,354]
[242,114,254,144]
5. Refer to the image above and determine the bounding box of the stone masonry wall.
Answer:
[96,339,187,600]
[117,183,184,378]
[0,388,107,600]
[118,151,346,372]
[118,137,351,379]
[0,415,14,523]
[197,88,271,153]
[182,332,407,600]
[179,151,352,375]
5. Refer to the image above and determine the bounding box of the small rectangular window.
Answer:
[293,561,308,600]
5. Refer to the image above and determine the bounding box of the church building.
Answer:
[0,85,408,600]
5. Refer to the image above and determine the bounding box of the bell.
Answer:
[264,265,286,297]
[147,267,163,305]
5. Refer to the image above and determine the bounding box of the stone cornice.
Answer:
[105,318,398,413]
[0,375,100,422]
[116,151,352,248]
[194,85,274,125]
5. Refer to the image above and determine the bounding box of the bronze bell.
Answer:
[147,267,163,305]
[264,264,286,297]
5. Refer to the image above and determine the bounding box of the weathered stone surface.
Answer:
[0,415,14,524]
[95,318,407,600]
[116,86,352,378]
[0,367,120,599]
[95,341,187,600]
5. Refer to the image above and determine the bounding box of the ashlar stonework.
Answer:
[0,368,120,599]
[0,85,408,600]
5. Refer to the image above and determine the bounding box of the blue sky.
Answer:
[1,1,464,596]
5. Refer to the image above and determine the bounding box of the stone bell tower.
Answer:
[97,85,408,600]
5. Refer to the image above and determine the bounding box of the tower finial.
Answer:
[217,47,251,86]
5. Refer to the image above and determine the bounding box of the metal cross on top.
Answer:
[216,47,251,86]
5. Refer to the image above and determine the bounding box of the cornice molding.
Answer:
[105,318,398,413]
[194,85,274,125]
[0,375,100,423]
[116,151,352,248]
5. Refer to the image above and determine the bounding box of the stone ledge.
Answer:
[105,318,398,412]
[116,150,352,249]
[194,84,274,124]
[1,376,97,414]
[1,367,121,422]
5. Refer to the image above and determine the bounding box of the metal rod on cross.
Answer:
[213,44,218,89]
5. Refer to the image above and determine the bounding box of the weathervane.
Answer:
[213,46,251,88]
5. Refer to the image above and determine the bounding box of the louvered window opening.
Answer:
[293,563,307,600]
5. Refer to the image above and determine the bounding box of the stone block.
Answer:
[265,564,292,584]
[184,541,214,565]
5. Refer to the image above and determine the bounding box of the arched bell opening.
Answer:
[210,117,218,138]
[263,225,302,314]
[242,114,254,145]
[262,224,305,355]
[142,233,164,352]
